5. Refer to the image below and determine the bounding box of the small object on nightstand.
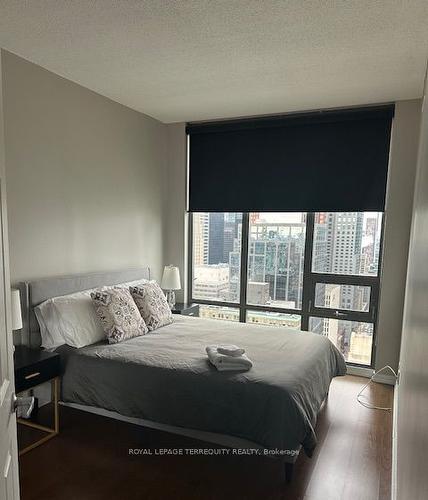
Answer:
[171,303,199,317]
[14,396,35,419]
[14,345,61,455]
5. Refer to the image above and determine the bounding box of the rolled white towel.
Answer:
[216,345,245,357]
[206,345,253,372]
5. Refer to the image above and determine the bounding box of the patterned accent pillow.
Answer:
[90,288,148,343]
[130,282,173,331]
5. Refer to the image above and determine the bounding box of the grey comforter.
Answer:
[58,316,346,456]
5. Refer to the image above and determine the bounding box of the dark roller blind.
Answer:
[186,105,394,212]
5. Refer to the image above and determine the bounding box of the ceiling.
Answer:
[0,1,427,124]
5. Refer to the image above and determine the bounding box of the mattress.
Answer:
[57,315,346,455]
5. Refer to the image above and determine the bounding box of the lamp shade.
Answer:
[161,266,181,290]
[11,288,22,331]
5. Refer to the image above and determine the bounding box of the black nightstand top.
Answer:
[14,346,59,371]
[14,346,61,393]
[171,303,199,316]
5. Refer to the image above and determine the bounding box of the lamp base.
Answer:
[165,290,176,310]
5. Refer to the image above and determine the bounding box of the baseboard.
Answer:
[346,365,397,386]
[346,365,373,378]
[391,383,398,500]
[372,373,397,386]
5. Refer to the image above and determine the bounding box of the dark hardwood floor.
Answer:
[18,375,393,500]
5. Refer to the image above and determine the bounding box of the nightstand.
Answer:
[171,303,199,317]
[14,345,61,455]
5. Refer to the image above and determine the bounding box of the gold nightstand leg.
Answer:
[18,377,60,455]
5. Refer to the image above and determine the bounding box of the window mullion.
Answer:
[301,212,315,330]
[187,211,194,303]
[239,212,250,322]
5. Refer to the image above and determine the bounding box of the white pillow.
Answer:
[34,290,104,349]
[34,279,149,349]
[35,301,65,350]
[51,290,106,348]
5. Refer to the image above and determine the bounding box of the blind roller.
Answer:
[186,105,394,212]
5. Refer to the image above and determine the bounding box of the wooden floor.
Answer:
[18,375,393,500]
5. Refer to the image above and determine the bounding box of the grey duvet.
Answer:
[58,315,346,456]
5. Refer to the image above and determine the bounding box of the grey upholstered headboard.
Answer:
[17,267,151,347]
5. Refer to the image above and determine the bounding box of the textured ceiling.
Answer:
[0,1,427,123]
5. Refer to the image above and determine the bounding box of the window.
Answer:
[309,318,374,365]
[313,212,382,276]
[247,213,306,309]
[309,211,381,364]
[314,283,371,312]
[192,213,242,303]
[189,211,383,367]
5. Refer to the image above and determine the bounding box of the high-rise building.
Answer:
[246,282,270,305]
[348,331,372,365]
[313,217,328,273]
[323,212,364,313]
[208,213,225,264]
[250,213,260,224]
[247,221,305,308]
[208,213,242,265]
[327,212,364,276]
[193,213,209,265]
[193,264,229,300]
[223,213,241,263]
[360,213,382,274]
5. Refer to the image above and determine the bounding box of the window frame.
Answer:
[188,211,384,368]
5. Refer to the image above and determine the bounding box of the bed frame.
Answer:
[17,267,151,347]
[17,267,301,482]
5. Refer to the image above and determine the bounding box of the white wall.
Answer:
[165,102,421,372]
[2,50,167,284]
[164,122,188,302]
[395,68,428,500]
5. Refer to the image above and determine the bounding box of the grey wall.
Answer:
[395,72,428,500]
[164,123,188,302]
[375,100,421,371]
[2,51,167,283]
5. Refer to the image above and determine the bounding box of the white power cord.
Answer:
[356,365,398,411]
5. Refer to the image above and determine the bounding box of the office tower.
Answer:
[223,213,241,263]
[192,264,229,300]
[327,212,363,276]
[247,220,305,308]
[193,213,209,265]
[208,213,225,264]
[313,214,328,273]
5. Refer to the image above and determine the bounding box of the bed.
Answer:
[18,268,346,481]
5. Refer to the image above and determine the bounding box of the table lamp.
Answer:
[11,288,22,331]
[161,265,181,309]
